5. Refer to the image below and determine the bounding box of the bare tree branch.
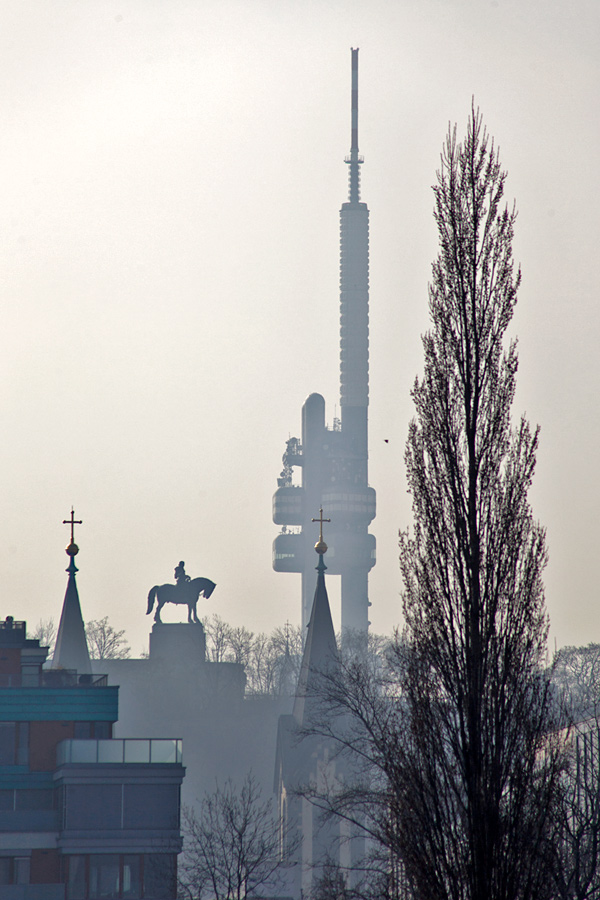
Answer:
[179,774,293,900]
[85,616,131,660]
[28,617,57,655]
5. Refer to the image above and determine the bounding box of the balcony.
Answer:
[0,672,107,688]
[0,887,65,899]
[56,738,183,766]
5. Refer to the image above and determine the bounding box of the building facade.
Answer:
[0,522,185,900]
[0,616,184,899]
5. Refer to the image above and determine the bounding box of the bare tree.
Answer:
[245,631,278,695]
[554,644,600,720]
[396,107,564,900]
[85,616,131,660]
[549,647,600,900]
[28,617,57,655]
[246,623,304,696]
[267,621,303,695]
[227,625,254,667]
[338,629,391,678]
[204,615,233,663]
[552,719,600,900]
[311,861,356,900]
[203,617,304,696]
[179,774,290,900]
[203,616,385,697]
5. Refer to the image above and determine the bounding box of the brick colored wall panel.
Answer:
[30,721,74,771]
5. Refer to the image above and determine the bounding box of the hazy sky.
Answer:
[1,0,598,654]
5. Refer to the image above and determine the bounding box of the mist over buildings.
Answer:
[0,0,598,651]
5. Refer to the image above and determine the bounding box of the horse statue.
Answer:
[146,577,216,625]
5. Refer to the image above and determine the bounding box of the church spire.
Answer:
[52,509,91,674]
[293,510,338,726]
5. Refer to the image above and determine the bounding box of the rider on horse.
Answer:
[174,561,191,588]
[147,568,216,625]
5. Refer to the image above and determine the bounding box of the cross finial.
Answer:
[63,507,82,557]
[311,507,331,555]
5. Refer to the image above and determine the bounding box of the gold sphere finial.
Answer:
[314,538,328,555]
[63,508,82,559]
[311,507,331,556]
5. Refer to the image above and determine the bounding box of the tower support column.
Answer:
[341,568,369,634]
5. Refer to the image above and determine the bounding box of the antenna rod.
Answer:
[351,47,359,152]
[347,48,362,204]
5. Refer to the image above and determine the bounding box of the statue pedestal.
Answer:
[149,622,206,665]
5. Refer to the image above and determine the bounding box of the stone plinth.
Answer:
[149,622,206,664]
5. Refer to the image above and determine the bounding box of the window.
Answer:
[17,722,28,765]
[122,856,141,899]
[0,856,30,885]
[0,858,11,885]
[73,723,92,740]
[15,789,54,810]
[0,722,28,765]
[66,855,86,900]
[66,785,121,830]
[144,855,176,899]
[65,783,180,832]
[67,856,144,900]
[0,790,14,811]
[90,854,120,900]
[123,785,179,830]
[73,722,112,740]
[94,721,111,739]
[20,665,40,686]
[14,858,30,884]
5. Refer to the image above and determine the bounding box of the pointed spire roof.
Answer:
[293,511,339,726]
[52,510,91,674]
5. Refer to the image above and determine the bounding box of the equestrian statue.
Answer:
[147,561,216,625]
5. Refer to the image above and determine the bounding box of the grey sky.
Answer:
[1,0,598,652]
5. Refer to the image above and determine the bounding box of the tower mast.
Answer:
[338,47,373,631]
[347,47,362,204]
[272,49,376,634]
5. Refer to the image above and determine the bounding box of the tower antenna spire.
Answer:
[272,50,375,635]
[345,48,363,203]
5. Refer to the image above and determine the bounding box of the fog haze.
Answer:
[1,0,598,652]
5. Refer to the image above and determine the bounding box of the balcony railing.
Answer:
[0,671,108,688]
[0,886,65,899]
[0,619,27,644]
[57,738,183,766]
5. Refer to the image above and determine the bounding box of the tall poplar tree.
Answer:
[397,108,563,900]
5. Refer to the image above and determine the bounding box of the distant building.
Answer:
[272,48,376,633]
[93,621,291,809]
[0,525,184,899]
